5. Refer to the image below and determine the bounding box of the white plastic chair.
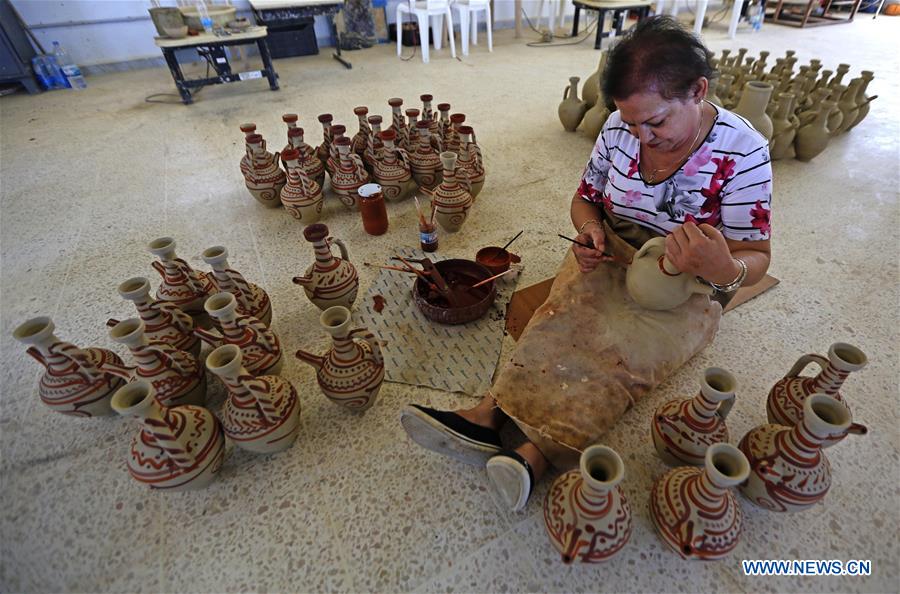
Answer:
[453,0,493,55]
[656,0,710,37]
[396,0,457,63]
[536,0,562,36]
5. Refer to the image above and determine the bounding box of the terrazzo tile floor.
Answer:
[1,14,898,594]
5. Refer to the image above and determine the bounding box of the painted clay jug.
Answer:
[286,126,326,189]
[202,245,272,327]
[280,147,324,224]
[581,51,608,109]
[107,318,206,407]
[739,394,867,513]
[13,317,124,417]
[317,113,335,176]
[456,125,485,199]
[148,237,215,316]
[409,120,443,191]
[326,124,347,182]
[847,71,876,131]
[243,133,286,208]
[388,97,410,150]
[421,93,440,137]
[766,342,866,447]
[652,367,736,466]
[446,113,465,154]
[195,292,283,377]
[649,443,750,560]
[437,103,452,145]
[582,101,611,140]
[238,122,256,177]
[558,76,588,132]
[365,114,384,174]
[280,113,299,153]
[769,93,799,161]
[625,237,714,310]
[431,151,473,233]
[206,345,300,454]
[835,78,862,134]
[293,223,359,311]
[331,136,369,210]
[351,106,372,162]
[295,305,384,411]
[373,128,416,202]
[794,100,836,162]
[108,276,199,357]
[405,108,420,136]
[734,81,774,140]
[543,445,631,564]
[111,381,225,491]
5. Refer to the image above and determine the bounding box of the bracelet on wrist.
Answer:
[579,219,601,234]
[709,258,747,293]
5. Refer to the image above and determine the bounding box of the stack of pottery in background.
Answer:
[557,48,877,163]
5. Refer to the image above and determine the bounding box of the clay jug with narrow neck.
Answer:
[847,71,876,131]
[734,81,774,140]
[202,245,272,327]
[286,126,326,189]
[769,93,798,161]
[432,151,473,233]
[108,276,198,356]
[558,76,588,132]
[280,148,324,224]
[794,101,836,162]
[148,237,215,316]
[292,223,359,311]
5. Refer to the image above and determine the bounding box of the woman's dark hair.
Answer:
[601,16,712,107]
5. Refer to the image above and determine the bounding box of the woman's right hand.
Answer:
[573,223,612,273]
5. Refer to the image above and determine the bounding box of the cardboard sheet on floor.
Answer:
[354,247,524,395]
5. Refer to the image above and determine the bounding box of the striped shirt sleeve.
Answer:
[718,136,772,241]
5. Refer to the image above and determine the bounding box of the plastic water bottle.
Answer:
[31,55,68,90]
[197,3,214,33]
[52,41,87,89]
[748,1,764,31]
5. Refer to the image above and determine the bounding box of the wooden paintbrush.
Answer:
[557,233,613,258]
[471,268,516,288]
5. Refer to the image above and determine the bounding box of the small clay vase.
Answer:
[456,125,485,200]
[769,93,799,161]
[351,106,372,163]
[649,443,750,560]
[194,292,283,377]
[625,237,714,310]
[202,245,272,327]
[431,151,473,234]
[108,276,199,357]
[358,183,389,236]
[107,318,206,407]
[286,126,326,189]
[766,342,866,447]
[388,97,410,150]
[280,148,324,224]
[295,306,384,411]
[238,122,256,177]
[581,51,608,109]
[739,394,867,513]
[293,223,359,311]
[445,113,465,154]
[409,120,443,191]
[558,76,588,132]
[734,81,774,140]
[846,71,876,131]
[835,78,863,134]
[111,381,225,491]
[148,237,215,316]
[13,317,125,417]
[794,100,836,162]
[543,445,631,564]
[652,367,737,466]
[581,101,611,140]
[365,114,384,174]
[206,345,301,454]
[327,124,347,182]
[317,113,335,177]
[243,133,286,208]
[373,129,416,202]
[281,113,299,153]
[331,136,370,210]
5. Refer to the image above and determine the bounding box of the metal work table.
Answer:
[154,26,279,105]
[249,0,351,69]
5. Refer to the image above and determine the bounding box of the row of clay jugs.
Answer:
[543,445,632,563]
[769,93,799,161]
[625,237,714,310]
[295,305,384,411]
[202,245,272,327]
[111,380,226,490]
[280,147,324,223]
[410,119,443,190]
[331,136,369,209]
[108,276,199,357]
[795,100,837,161]
[242,132,286,208]
[293,223,359,311]
[206,344,300,454]
[457,126,485,199]
[733,81,774,140]
[766,342,867,447]
[373,128,416,201]
[13,317,125,417]
[285,125,325,188]
[431,151,473,233]
[559,76,588,132]
[195,292,283,376]
[149,237,215,318]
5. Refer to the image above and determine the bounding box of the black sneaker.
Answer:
[400,404,502,466]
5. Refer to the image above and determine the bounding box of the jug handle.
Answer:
[193,327,223,347]
[562,85,570,101]
[328,236,350,262]
[350,328,383,366]
[717,393,736,420]
[244,315,277,352]
[784,353,827,379]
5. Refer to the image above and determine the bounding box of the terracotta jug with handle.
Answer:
[626,237,714,310]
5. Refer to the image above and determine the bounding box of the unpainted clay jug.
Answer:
[456,125,485,199]
[739,394,867,513]
[581,102,611,140]
[373,129,416,202]
[794,100,836,162]
[243,133,286,208]
[206,345,301,454]
[432,151,473,233]
[847,70,876,131]
[706,71,723,107]
[148,237,215,316]
[13,317,125,417]
[558,76,588,132]
[716,74,735,108]
[111,381,225,491]
[769,93,799,161]
[202,245,272,327]
[734,81,774,140]
[316,113,335,176]
[766,342,866,447]
[286,126,326,189]
[625,237,714,310]
[652,367,737,466]
[581,51,608,109]
[409,119,443,191]
[835,78,862,134]
[543,445,631,564]
[295,306,384,411]
[107,318,206,407]
[649,443,750,560]
[388,97,410,150]
[331,136,370,210]
[195,292,283,377]
[280,147,324,224]
[238,122,256,177]
[293,223,359,311]
[825,86,845,135]
[108,276,199,357]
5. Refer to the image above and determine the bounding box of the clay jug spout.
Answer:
[847,422,868,436]
[295,348,324,371]
[292,274,313,288]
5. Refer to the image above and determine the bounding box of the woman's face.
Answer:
[615,80,706,153]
